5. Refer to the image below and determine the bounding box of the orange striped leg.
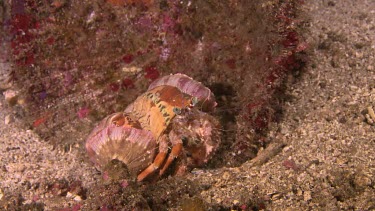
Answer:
[159,143,183,176]
[137,152,166,182]
[137,136,168,182]
[159,130,183,176]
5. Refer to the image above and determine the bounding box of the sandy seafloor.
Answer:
[1,0,375,210]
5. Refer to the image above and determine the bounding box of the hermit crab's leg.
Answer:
[137,135,169,182]
[159,130,183,176]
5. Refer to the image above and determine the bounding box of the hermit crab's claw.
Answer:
[188,112,221,166]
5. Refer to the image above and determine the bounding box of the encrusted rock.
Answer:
[3,89,18,106]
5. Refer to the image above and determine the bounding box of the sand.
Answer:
[1,0,374,210]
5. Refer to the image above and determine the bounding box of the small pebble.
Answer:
[354,174,372,188]
[367,65,374,71]
[222,171,231,180]
[5,114,12,124]
[122,66,142,74]
[216,198,222,203]
[66,192,73,198]
[365,114,374,124]
[366,106,375,125]
[74,195,82,201]
[303,191,312,201]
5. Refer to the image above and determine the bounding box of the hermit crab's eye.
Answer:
[183,138,201,148]
[190,138,200,146]
[125,116,131,121]
[181,136,188,145]
[190,97,199,107]
[173,107,182,115]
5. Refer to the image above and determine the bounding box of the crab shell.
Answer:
[125,73,217,138]
[147,73,217,112]
[125,85,195,140]
[85,112,156,176]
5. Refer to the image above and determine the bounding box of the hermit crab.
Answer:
[85,73,221,181]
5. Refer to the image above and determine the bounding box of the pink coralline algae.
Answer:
[122,54,134,64]
[144,66,160,81]
[100,205,112,211]
[120,180,129,188]
[32,195,40,202]
[10,13,38,66]
[102,171,110,181]
[57,203,82,211]
[159,47,171,61]
[122,78,135,89]
[281,31,299,48]
[282,159,299,171]
[135,16,154,33]
[64,72,74,87]
[225,58,236,69]
[296,41,309,52]
[108,82,120,92]
[161,13,175,32]
[46,36,55,45]
[77,107,90,119]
